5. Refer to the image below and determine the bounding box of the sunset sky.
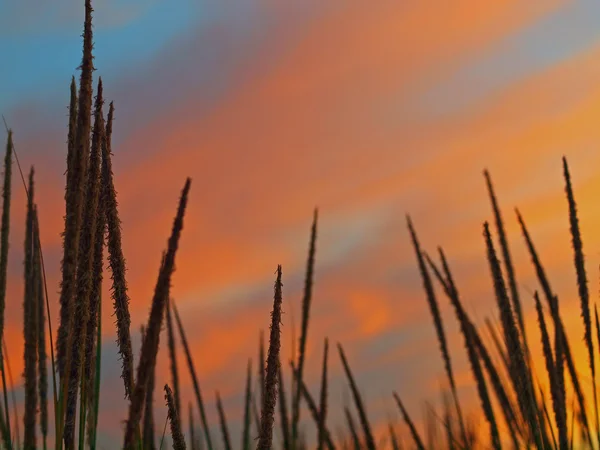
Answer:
[3,0,600,448]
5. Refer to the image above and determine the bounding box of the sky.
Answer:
[3,0,600,448]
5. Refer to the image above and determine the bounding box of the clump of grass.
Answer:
[11,3,600,449]
[165,384,186,450]
[407,216,467,447]
[289,361,334,450]
[424,251,503,449]
[257,265,283,450]
[56,0,94,384]
[517,209,590,444]
[83,90,109,450]
[63,76,105,448]
[484,222,541,447]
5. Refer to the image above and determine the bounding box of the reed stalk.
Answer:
[166,299,181,417]
[393,393,425,450]
[292,210,318,447]
[102,101,135,398]
[57,0,94,385]
[23,169,37,450]
[123,179,191,448]
[562,157,598,447]
[317,339,329,450]
[338,343,375,450]
[172,300,213,450]
[165,385,186,450]
[257,265,283,450]
[242,359,252,450]
[216,392,232,450]
[407,217,468,447]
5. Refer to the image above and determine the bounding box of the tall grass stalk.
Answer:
[216,392,232,450]
[484,171,527,349]
[123,178,191,448]
[172,300,213,450]
[57,76,77,383]
[535,292,568,450]
[242,360,252,450]
[562,157,598,447]
[3,339,19,449]
[57,0,94,387]
[338,343,375,450]
[278,361,290,450]
[189,403,198,450]
[317,339,329,450]
[0,130,12,449]
[102,101,135,398]
[166,299,181,417]
[388,422,400,450]
[88,289,102,450]
[292,210,318,447]
[344,408,361,450]
[252,393,262,439]
[33,210,48,450]
[165,385,186,450]
[289,362,335,450]
[517,209,590,445]
[393,393,425,450]
[484,222,541,448]
[259,330,265,415]
[407,217,468,447]
[141,326,156,450]
[257,265,283,450]
[23,168,37,450]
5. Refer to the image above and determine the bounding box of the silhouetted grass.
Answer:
[123,179,191,449]
[5,2,600,450]
[292,210,318,448]
[257,265,283,450]
[317,339,328,450]
[242,359,252,450]
[165,384,186,450]
[23,168,37,450]
[338,343,375,450]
